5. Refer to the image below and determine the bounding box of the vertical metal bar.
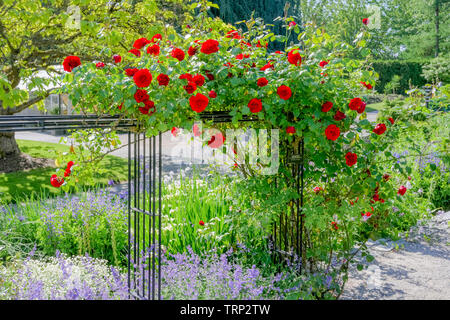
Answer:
[148,135,152,299]
[127,131,131,298]
[296,140,300,260]
[158,132,162,300]
[142,133,146,297]
[299,138,304,273]
[133,132,137,293]
[136,133,141,296]
[152,135,156,299]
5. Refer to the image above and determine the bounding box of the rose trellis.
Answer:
[57,3,410,294]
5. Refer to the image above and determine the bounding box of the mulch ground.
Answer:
[0,153,55,174]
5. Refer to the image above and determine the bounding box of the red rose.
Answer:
[183,82,197,94]
[200,39,219,54]
[113,55,122,64]
[275,51,284,55]
[313,187,323,193]
[171,48,185,61]
[325,124,340,141]
[388,117,395,125]
[349,97,363,111]
[321,101,333,112]
[383,174,390,181]
[331,221,338,230]
[171,127,179,137]
[118,102,123,110]
[205,71,214,81]
[63,56,81,72]
[133,69,152,88]
[248,98,262,113]
[260,62,274,71]
[373,123,387,135]
[257,77,268,87]
[156,74,170,86]
[319,60,328,67]
[189,93,209,113]
[361,81,373,90]
[286,126,296,134]
[192,74,205,87]
[188,45,198,56]
[357,101,366,114]
[208,132,225,148]
[95,62,105,69]
[151,33,162,43]
[139,100,155,115]
[133,37,150,49]
[199,220,205,226]
[50,174,64,188]
[362,18,369,25]
[147,44,160,56]
[134,89,149,103]
[397,185,407,196]
[125,68,138,77]
[345,152,357,167]
[179,73,193,81]
[288,21,296,27]
[287,49,302,66]
[334,110,346,121]
[209,90,217,98]
[277,85,292,100]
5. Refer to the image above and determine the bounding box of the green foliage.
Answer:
[421,55,450,84]
[371,60,427,94]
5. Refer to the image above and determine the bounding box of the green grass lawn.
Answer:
[0,140,128,203]
[365,102,385,113]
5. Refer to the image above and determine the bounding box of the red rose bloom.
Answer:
[383,174,390,181]
[133,37,150,49]
[134,89,149,103]
[171,127,179,137]
[345,152,358,167]
[388,117,395,125]
[357,101,366,114]
[257,77,268,87]
[319,60,328,67]
[199,220,205,226]
[288,21,296,27]
[50,174,64,188]
[171,48,185,61]
[189,93,209,113]
[361,81,373,90]
[133,69,152,88]
[188,45,198,56]
[287,49,302,66]
[147,44,160,56]
[286,126,296,134]
[349,97,363,111]
[118,102,123,110]
[200,39,219,54]
[397,185,407,196]
[331,221,338,230]
[95,62,105,69]
[334,110,346,121]
[321,101,333,112]
[205,71,214,81]
[151,33,162,43]
[139,100,155,115]
[260,62,274,71]
[277,85,292,100]
[325,124,340,141]
[192,74,205,87]
[209,90,217,98]
[313,187,323,193]
[179,73,193,81]
[208,132,225,148]
[113,55,122,63]
[124,68,138,77]
[362,18,369,25]
[63,56,81,72]
[248,98,263,113]
[156,74,169,86]
[373,123,387,135]
[128,48,141,57]
[183,82,197,94]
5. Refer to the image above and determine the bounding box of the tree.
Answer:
[0,0,186,160]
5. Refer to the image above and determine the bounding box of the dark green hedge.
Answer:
[371,60,428,95]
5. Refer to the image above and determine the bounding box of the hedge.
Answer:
[371,60,428,95]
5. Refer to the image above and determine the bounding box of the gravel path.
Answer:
[342,210,450,300]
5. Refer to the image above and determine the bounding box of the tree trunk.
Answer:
[0,132,20,159]
[435,0,440,58]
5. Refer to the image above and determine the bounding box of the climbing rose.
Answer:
[171,127,179,137]
[188,45,198,56]
[331,222,338,230]
[113,55,122,63]
[288,21,296,27]
[200,39,219,54]
[189,93,209,113]
[50,174,64,188]
[125,68,139,77]
[208,132,225,148]
[349,97,364,111]
[199,220,205,226]
[134,89,149,103]
[133,37,150,49]
[118,102,123,110]
[260,62,274,71]
[151,34,162,42]
[286,126,296,134]
[334,110,346,121]
[205,71,214,81]
[192,74,205,87]
[373,123,387,135]
[248,98,262,113]
[193,124,201,137]
[183,82,197,94]
[313,187,323,193]
[156,74,169,86]
[388,117,395,125]
[133,69,152,88]
[95,62,105,69]
[179,73,193,81]
[319,60,328,67]
[63,56,81,72]
[398,185,407,196]
[257,77,268,87]
[139,100,155,115]
[147,44,160,56]
[321,101,333,112]
[277,85,292,100]
[362,18,369,25]
[361,81,373,90]
[345,152,358,167]
[325,124,340,141]
[357,101,366,114]
[383,174,390,181]
[171,48,185,61]
[287,49,302,66]
[209,90,217,98]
